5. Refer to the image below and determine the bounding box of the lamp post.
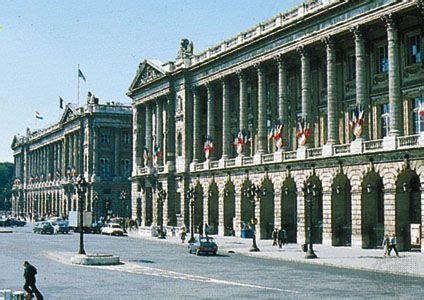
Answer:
[93,192,99,221]
[243,183,260,252]
[188,187,196,243]
[157,186,167,239]
[76,175,88,255]
[305,181,318,259]
[120,191,128,218]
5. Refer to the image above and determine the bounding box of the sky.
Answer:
[0,0,303,163]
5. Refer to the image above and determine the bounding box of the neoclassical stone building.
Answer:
[11,95,132,220]
[128,0,424,251]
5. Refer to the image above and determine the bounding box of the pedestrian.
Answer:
[282,228,287,245]
[204,223,209,237]
[23,261,43,300]
[272,228,278,246]
[180,227,187,243]
[382,234,390,257]
[388,233,400,257]
[198,223,203,236]
[277,228,286,248]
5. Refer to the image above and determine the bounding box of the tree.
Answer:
[0,162,14,210]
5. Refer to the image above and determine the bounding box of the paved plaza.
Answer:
[1,225,424,299]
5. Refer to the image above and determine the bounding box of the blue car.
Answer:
[188,236,218,256]
[33,221,54,234]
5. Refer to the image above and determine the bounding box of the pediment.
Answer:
[60,105,76,124]
[128,59,165,92]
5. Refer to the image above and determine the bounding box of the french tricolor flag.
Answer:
[35,111,43,120]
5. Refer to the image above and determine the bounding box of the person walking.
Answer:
[388,233,400,257]
[204,223,209,238]
[198,223,204,236]
[277,228,286,248]
[23,261,43,300]
[180,227,187,243]
[382,234,390,257]
[272,228,278,246]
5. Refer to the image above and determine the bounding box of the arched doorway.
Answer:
[223,181,235,236]
[361,171,384,249]
[331,173,352,246]
[240,180,253,234]
[395,169,421,251]
[260,178,274,239]
[208,182,219,234]
[304,175,323,244]
[194,183,204,233]
[281,177,297,243]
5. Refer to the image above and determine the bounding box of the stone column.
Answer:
[132,106,140,174]
[192,87,201,162]
[276,56,289,148]
[206,82,215,160]
[74,133,78,173]
[351,187,362,248]
[351,26,370,140]
[114,127,120,176]
[323,36,338,144]
[237,70,248,156]
[166,94,176,169]
[145,104,153,167]
[383,14,402,136]
[221,77,230,159]
[156,99,164,165]
[256,64,267,154]
[297,46,312,148]
[92,128,98,176]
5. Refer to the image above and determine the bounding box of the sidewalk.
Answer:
[127,230,424,278]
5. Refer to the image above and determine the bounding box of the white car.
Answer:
[101,223,124,236]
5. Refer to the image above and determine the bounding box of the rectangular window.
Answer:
[101,134,110,144]
[100,158,110,177]
[376,45,388,74]
[121,159,131,177]
[412,96,424,134]
[380,103,390,137]
[407,34,422,65]
[348,54,356,81]
[121,132,131,145]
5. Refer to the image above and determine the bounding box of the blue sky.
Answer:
[0,0,302,163]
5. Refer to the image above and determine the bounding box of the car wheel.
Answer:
[213,251,217,256]
[188,248,192,254]
[196,250,201,256]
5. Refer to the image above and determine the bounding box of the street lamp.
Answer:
[243,184,260,252]
[304,181,318,259]
[120,191,128,218]
[157,186,167,239]
[188,187,196,243]
[93,192,99,221]
[75,175,88,255]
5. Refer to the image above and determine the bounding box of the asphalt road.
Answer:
[1,226,423,299]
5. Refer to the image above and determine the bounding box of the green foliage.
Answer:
[0,162,14,210]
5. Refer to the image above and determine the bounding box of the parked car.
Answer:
[188,236,218,256]
[49,220,69,234]
[9,218,26,227]
[33,221,54,234]
[0,218,12,227]
[101,223,124,236]
[90,221,104,234]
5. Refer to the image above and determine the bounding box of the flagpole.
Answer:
[77,64,80,107]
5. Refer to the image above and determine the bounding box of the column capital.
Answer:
[190,84,199,93]
[274,54,287,66]
[321,35,335,49]
[236,68,246,80]
[205,80,213,91]
[349,25,366,41]
[253,61,265,71]
[381,13,398,30]
[219,75,228,85]
[296,45,309,57]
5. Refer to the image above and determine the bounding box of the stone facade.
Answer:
[11,95,132,220]
[128,0,424,251]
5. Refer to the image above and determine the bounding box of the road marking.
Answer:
[45,252,299,294]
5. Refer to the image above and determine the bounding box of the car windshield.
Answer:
[200,237,214,243]
[111,224,121,228]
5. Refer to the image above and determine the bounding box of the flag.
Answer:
[78,68,86,82]
[35,111,43,120]
[59,97,64,109]
[419,102,424,117]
